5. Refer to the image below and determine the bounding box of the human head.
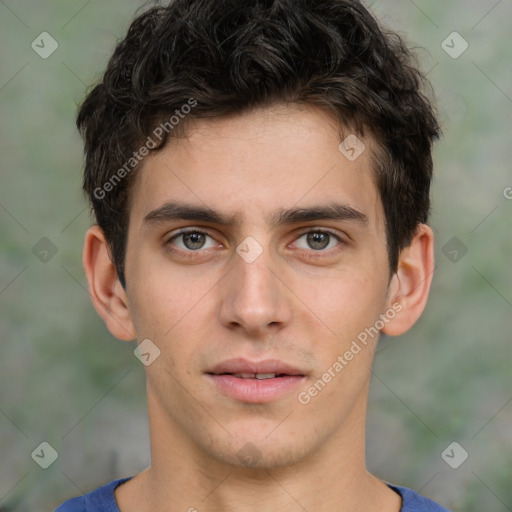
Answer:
[77,0,440,290]
[80,0,439,474]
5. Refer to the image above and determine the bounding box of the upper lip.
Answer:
[206,358,306,376]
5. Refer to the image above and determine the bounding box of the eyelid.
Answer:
[294,227,345,240]
[167,227,212,239]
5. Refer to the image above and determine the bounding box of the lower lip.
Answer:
[206,374,306,403]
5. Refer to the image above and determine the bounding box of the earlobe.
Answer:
[82,225,136,341]
[381,224,435,337]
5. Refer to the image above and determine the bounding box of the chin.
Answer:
[205,431,310,470]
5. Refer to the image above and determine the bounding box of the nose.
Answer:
[218,242,292,337]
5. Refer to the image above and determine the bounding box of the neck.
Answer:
[116,380,401,512]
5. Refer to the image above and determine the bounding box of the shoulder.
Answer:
[54,476,134,512]
[388,484,452,512]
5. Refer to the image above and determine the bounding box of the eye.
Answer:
[165,228,345,256]
[293,230,343,252]
[167,229,218,252]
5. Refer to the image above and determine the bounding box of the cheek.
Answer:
[307,268,388,344]
[127,245,209,329]
[299,273,387,411]
[127,257,219,367]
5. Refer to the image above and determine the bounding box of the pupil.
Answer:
[184,233,205,250]
[308,232,329,250]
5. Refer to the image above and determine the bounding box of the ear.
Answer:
[82,225,136,341]
[381,223,434,336]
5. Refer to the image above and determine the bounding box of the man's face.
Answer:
[123,103,394,468]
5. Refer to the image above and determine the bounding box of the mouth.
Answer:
[205,357,307,377]
[205,358,307,403]
[206,372,300,379]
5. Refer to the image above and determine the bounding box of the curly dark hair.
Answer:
[77,0,440,289]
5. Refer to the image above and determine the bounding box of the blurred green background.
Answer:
[0,1,510,511]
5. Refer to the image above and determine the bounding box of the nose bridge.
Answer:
[219,236,291,334]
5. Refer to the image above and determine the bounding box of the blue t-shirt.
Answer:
[55,476,452,511]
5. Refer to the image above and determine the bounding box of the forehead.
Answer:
[129,103,384,232]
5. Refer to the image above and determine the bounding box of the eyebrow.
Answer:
[142,201,369,229]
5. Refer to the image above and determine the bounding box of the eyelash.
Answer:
[164,228,345,258]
